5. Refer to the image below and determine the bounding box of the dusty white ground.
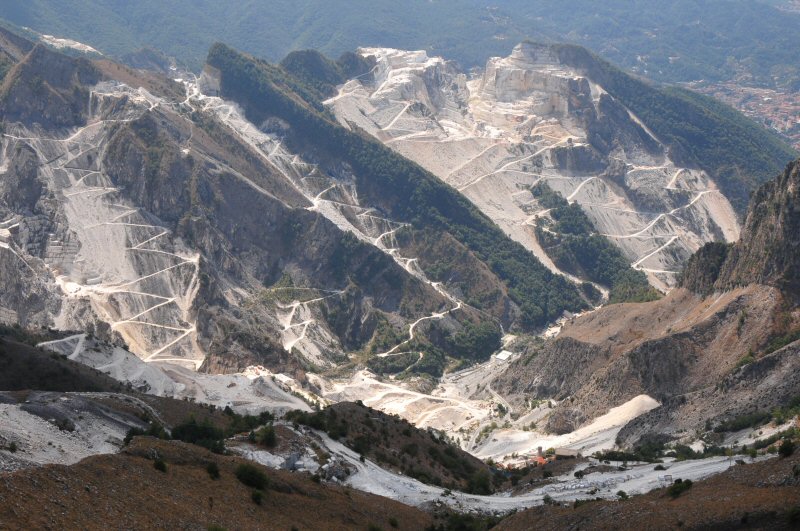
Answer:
[3,83,203,368]
[241,423,751,512]
[0,401,125,469]
[314,346,659,463]
[326,44,741,291]
[38,334,311,415]
[37,33,101,55]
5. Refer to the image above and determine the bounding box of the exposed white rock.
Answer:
[38,334,312,415]
[327,43,741,291]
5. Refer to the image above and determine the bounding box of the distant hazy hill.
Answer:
[3,0,800,89]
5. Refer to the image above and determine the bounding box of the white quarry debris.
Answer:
[38,335,311,415]
[473,394,661,463]
[245,423,745,512]
[183,71,469,368]
[2,82,203,368]
[313,352,660,463]
[38,33,102,55]
[0,401,128,470]
[326,43,741,292]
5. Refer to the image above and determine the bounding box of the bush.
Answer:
[236,463,269,490]
[251,489,264,505]
[172,417,226,454]
[617,490,628,500]
[254,425,276,448]
[467,470,492,495]
[124,422,169,445]
[388,517,399,528]
[153,459,167,473]
[8,442,17,453]
[206,462,220,480]
[713,411,771,433]
[667,478,693,498]
[779,439,796,458]
[654,464,666,471]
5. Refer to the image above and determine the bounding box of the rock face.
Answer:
[496,161,800,444]
[495,285,799,444]
[327,43,741,291]
[0,35,489,375]
[682,159,800,294]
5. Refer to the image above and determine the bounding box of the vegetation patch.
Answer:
[531,183,660,304]
[206,43,589,330]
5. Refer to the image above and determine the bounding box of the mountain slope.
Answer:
[493,158,800,449]
[0,434,434,530]
[497,451,800,531]
[205,42,588,329]
[0,33,455,378]
[683,159,800,293]
[0,25,599,401]
[326,43,753,291]
[551,43,796,215]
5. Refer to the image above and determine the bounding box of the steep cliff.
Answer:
[682,159,800,294]
[495,160,800,446]
[326,43,744,293]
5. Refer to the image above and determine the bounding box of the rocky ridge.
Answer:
[327,43,742,292]
[494,158,800,447]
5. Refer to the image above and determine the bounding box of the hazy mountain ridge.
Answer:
[4,0,800,91]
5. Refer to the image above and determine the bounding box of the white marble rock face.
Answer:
[327,43,741,293]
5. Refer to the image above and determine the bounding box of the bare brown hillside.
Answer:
[0,437,433,530]
[497,451,800,530]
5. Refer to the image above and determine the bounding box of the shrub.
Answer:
[8,442,17,453]
[713,411,771,433]
[172,417,226,454]
[153,459,167,473]
[123,422,169,445]
[654,464,666,471]
[236,463,269,490]
[667,478,693,498]
[206,462,220,480]
[251,489,264,505]
[254,425,276,448]
[779,439,796,458]
[467,470,492,495]
[617,490,628,500]
[388,517,399,528]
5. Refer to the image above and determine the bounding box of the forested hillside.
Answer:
[553,44,797,215]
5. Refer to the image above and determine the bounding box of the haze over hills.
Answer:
[2,0,799,88]
[0,11,799,530]
[7,1,800,151]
